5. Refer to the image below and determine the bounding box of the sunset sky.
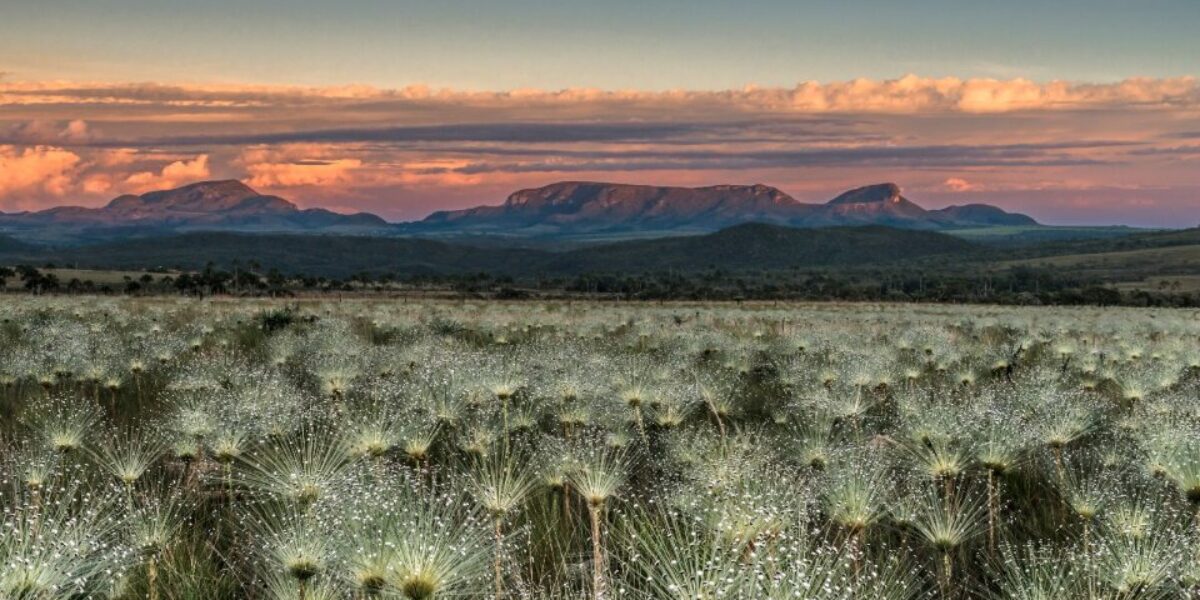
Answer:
[1,0,1198,226]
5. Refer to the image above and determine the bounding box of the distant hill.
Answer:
[1004,225,1200,258]
[942,225,1150,247]
[932,204,1038,227]
[994,226,1200,286]
[14,232,536,277]
[0,234,35,253]
[0,181,389,242]
[546,223,977,272]
[410,181,1038,236]
[1,223,976,278]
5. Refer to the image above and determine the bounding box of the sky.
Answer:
[1,0,1198,226]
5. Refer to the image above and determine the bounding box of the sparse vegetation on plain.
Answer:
[2,297,1200,599]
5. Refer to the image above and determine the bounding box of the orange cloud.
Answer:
[244,158,362,188]
[0,145,82,208]
[81,173,114,195]
[95,148,139,167]
[0,146,225,209]
[942,177,982,192]
[236,145,362,188]
[123,154,210,193]
[1,75,1196,114]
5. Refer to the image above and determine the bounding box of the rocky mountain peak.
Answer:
[826,183,904,205]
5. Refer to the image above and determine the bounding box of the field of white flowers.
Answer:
[2,297,1200,599]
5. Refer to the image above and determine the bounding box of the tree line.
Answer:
[2,263,1197,307]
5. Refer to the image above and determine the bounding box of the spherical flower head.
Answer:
[400,573,438,600]
[51,433,81,453]
[491,384,516,401]
[621,390,643,408]
[1186,485,1200,505]
[286,556,321,582]
[354,569,388,595]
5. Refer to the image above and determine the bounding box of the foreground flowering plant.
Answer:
[1,297,1199,599]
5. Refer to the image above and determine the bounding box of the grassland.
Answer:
[1,297,1200,599]
[1112,275,1200,293]
[945,225,1149,245]
[1,267,175,289]
[1001,244,1200,283]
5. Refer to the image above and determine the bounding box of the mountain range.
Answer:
[0,180,1038,244]
[413,181,1037,236]
[0,178,1193,292]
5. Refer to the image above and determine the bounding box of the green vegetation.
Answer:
[542,224,977,272]
[4,260,1198,307]
[0,225,975,277]
[1113,276,1200,294]
[943,225,1150,246]
[3,224,1200,306]
[1,298,1200,599]
[0,267,179,292]
[1002,244,1200,281]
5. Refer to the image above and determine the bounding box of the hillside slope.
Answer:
[28,232,538,277]
[548,223,977,272]
[998,227,1200,282]
[3,224,977,277]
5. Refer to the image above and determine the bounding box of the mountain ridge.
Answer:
[414,181,1037,235]
[1,179,1041,244]
[0,180,389,235]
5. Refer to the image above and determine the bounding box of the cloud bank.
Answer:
[0,74,1197,226]
[2,75,1197,113]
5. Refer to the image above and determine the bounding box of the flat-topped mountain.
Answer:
[421,181,812,232]
[0,180,388,240]
[413,181,1036,236]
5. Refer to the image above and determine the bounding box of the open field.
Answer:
[41,267,173,284]
[944,225,1150,245]
[1112,275,1200,294]
[2,297,1200,599]
[1,267,176,289]
[999,243,1200,284]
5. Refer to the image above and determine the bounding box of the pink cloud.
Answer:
[236,145,361,189]
[941,177,982,192]
[4,119,95,144]
[95,148,139,167]
[123,154,210,193]
[243,158,362,188]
